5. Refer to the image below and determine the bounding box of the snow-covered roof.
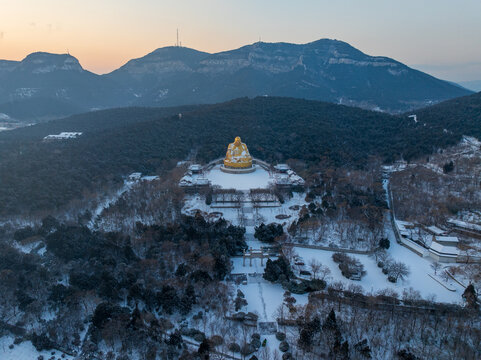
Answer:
[426,225,446,236]
[141,175,159,181]
[43,132,82,140]
[395,220,415,232]
[129,172,142,179]
[179,173,210,187]
[189,164,203,171]
[273,171,305,187]
[429,241,459,257]
[436,236,458,244]
[274,164,290,171]
[447,219,481,232]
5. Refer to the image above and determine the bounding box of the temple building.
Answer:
[179,136,304,189]
[180,135,307,228]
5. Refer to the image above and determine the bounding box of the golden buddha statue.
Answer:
[223,136,253,169]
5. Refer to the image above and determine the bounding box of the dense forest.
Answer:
[412,91,481,140]
[0,95,480,217]
[0,215,247,359]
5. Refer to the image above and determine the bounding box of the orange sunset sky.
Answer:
[1,0,481,81]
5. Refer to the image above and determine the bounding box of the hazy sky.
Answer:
[1,0,480,81]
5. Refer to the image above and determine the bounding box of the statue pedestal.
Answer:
[220,165,256,174]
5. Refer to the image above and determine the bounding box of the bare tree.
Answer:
[389,262,410,282]
[282,244,297,262]
[430,261,441,275]
[318,265,332,282]
[309,259,322,279]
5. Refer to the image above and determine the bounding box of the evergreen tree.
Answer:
[379,238,390,249]
[323,309,338,331]
[167,330,183,348]
[198,338,210,359]
[462,284,478,309]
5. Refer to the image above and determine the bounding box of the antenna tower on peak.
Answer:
[176,28,181,47]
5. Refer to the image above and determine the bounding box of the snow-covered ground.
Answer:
[183,192,307,230]
[89,174,160,229]
[0,336,73,360]
[88,181,136,229]
[238,277,307,322]
[232,234,275,274]
[206,165,273,190]
[294,230,464,304]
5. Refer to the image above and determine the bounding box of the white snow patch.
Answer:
[237,277,307,322]
[293,231,463,304]
[206,165,273,190]
[0,335,74,360]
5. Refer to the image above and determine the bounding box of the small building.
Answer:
[396,220,416,231]
[446,218,481,239]
[188,164,203,174]
[425,225,447,236]
[271,164,305,187]
[429,241,459,263]
[128,172,142,181]
[43,132,83,141]
[395,220,416,238]
[274,164,290,173]
[435,235,459,247]
[179,175,210,187]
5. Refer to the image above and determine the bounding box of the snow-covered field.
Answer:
[294,230,464,304]
[183,192,307,230]
[238,277,308,322]
[206,165,272,190]
[0,336,73,360]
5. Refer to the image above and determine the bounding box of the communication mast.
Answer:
[176,28,181,47]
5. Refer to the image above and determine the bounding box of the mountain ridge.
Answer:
[0,39,472,120]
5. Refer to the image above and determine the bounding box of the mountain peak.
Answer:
[19,52,84,74]
[149,46,209,55]
[110,46,209,78]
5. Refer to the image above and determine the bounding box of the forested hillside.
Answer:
[0,96,479,217]
[412,91,481,140]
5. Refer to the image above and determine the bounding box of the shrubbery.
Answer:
[332,252,365,280]
[263,257,293,282]
[254,223,284,243]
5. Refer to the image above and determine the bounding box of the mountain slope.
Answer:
[107,39,472,112]
[411,91,481,140]
[458,80,481,92]
[0,52,128,120]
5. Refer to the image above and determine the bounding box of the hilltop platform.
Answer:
[220,164,256,174]
[207,165,272,190]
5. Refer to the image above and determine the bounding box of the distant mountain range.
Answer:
[0,39,473,120]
